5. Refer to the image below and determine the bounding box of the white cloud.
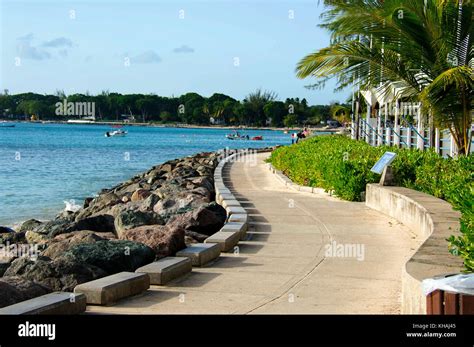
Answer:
[16,34,74,60]
[131,50,161,64]
[173,45,195,53]
[42,37,73,48]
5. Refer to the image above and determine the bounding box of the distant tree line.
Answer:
[0,89,349,127]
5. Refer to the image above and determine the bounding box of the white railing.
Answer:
[353,119,474,157]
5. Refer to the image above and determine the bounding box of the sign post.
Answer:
[370,152,397,186]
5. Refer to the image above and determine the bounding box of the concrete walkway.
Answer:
[87,153,420,314]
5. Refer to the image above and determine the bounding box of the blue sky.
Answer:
[0,0,348,105]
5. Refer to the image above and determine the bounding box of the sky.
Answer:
[0,0,348,105]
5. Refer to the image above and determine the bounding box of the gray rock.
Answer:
[0,261,11,277]
[114,182,141,197]
[153,193,210,220]
[64,240,156,274]
[0,231,26,244]
[120,225,186,259]
[32,218,72,237]
[18,219,43,233]
[114,210,164,238]
[0,226,15,234]
[67,214,116,235]
[167,202,226,236]
[131,188,151,202]
[0,276,51,308]
[42,230,105,259]
[75,192,121,220]
[4,256,108,292]
[25,230,49,244]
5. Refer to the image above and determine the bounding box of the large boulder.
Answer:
[17,219,43,233]
[4,256,108,292]
[0,260,11,277]
[68,214,115,234]
[153,193,210,220]
[131,189,151,202]
[63,240,155,274]
[25,230,49,244]
[0,276,51,308]
[120,225,186,259]
[188,176,215,193]
[0,226,15,234]
[169,166,199,180]
[0,230,25,244]
[0,243,39,276]
[41,230,105,259]
[154,183,184,200]
[30,218,73,238]
[74,192,121,220]
[138,194,160,211]
[114,182,141,197]
[184,230,209,243]
[114,210,164,238]
[166,202,227,236]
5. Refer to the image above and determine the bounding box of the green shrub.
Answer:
[269,135,474,272]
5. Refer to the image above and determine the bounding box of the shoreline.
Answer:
[2,119,342,133]
[0,149,241,300]
[2,146,271,229]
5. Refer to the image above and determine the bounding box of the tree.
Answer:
[296,0,473,155]
[330,103,351,124]
[264,101,286,127]
[160,111,177,123]
[283,114,298,128]
[243,89,278,126]
[136,96,156,122]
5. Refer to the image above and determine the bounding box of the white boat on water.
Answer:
[105,128,127,137]
[67,115,96,124]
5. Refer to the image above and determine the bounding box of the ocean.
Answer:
[0,123,297,226]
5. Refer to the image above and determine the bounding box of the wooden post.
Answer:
[427,290,444,315]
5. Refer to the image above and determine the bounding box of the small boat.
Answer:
[226,130,249,140]
[251,136,263,141]
[226,134,246,140]
[105,127,127,137]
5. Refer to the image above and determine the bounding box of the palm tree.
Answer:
[244,89,278,126]
[297,0,472,155]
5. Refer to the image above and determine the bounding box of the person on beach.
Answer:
[291,132,297,144]
[296,130,306,143]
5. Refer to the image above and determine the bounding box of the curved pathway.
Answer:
[87,152,420,314]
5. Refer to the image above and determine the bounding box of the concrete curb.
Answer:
[0,292,87,315]
[365,183,463,314]
[211,148,275,246]
[2,148,272,314]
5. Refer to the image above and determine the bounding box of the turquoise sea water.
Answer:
[0,123,296,226]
